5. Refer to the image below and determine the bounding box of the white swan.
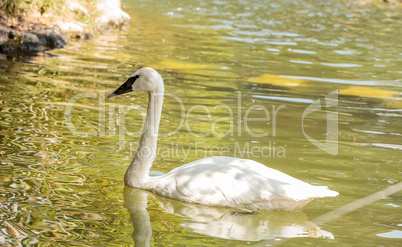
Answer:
[109,67,339,211]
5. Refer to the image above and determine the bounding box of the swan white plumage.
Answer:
[109,67,338,211]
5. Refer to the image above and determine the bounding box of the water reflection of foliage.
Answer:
[0,72,131,246]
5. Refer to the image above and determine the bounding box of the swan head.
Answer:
[108,67,164,98]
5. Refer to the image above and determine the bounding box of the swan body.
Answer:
[109,67,338,211]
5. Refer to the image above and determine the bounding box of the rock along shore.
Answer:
[0,0,130,54]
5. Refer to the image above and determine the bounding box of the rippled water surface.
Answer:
[1,0,401,246]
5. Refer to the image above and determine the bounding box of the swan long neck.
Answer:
[125,90,164,188]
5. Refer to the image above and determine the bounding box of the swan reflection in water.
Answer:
[124,186,334,246]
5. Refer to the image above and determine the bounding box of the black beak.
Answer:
[108,75,139,99]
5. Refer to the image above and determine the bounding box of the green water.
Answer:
[1,0,401,246]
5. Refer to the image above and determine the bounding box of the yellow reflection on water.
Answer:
[247,73,306,87]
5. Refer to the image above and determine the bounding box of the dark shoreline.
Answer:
[0,26,67,54]
[0,0,130,55]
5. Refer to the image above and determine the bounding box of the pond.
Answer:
[0,0,401,246]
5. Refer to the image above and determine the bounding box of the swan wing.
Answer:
[146,156,338,209]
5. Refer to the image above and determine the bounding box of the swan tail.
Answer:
[313,186,339,198]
